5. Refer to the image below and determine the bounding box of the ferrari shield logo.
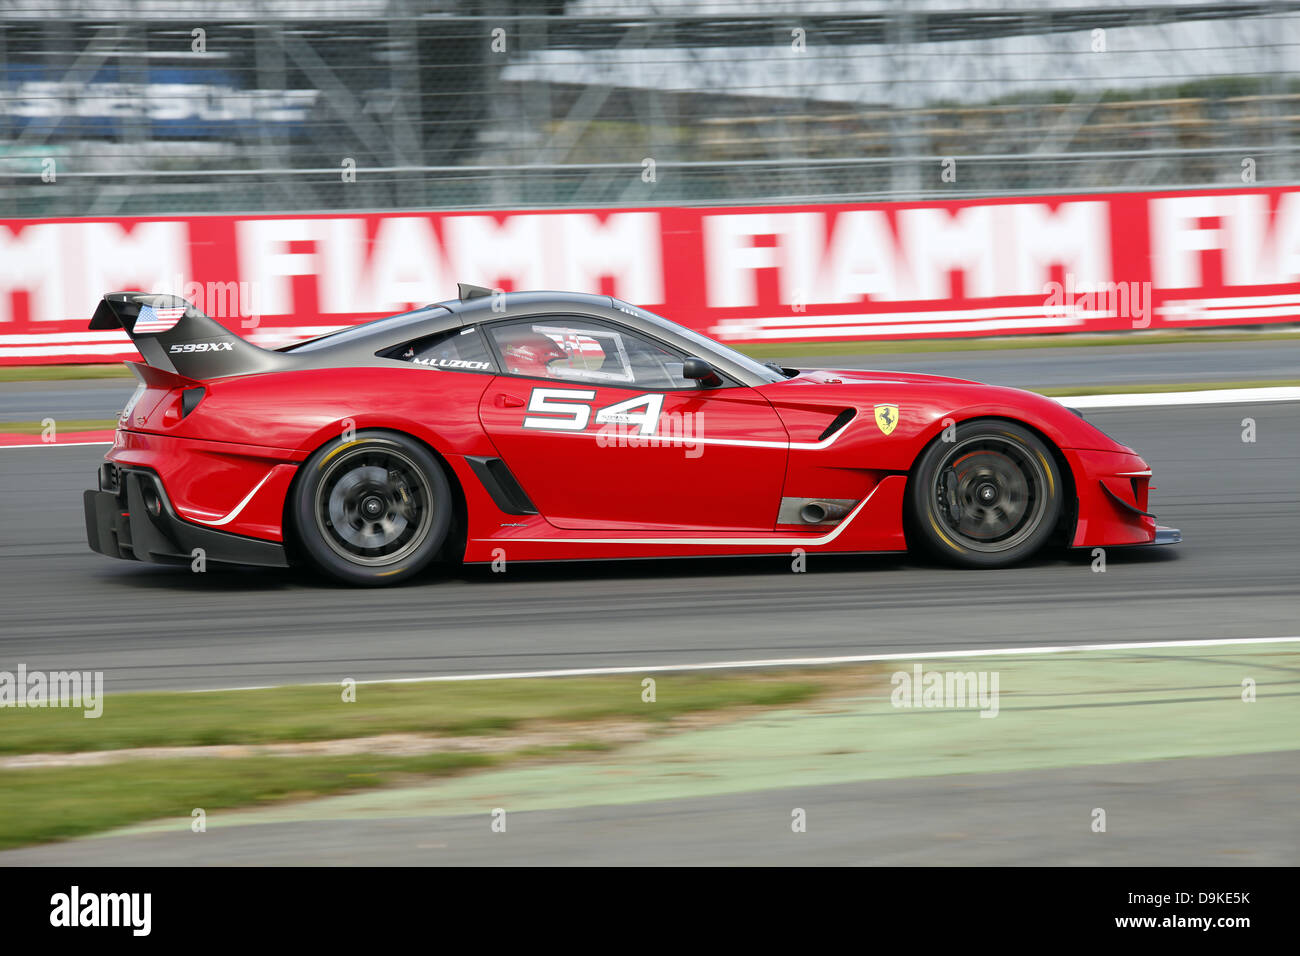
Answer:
[873,404,899,435]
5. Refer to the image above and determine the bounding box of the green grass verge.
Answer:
[1028,379,1300,397]
[0,752,496,850]
[0,674,824,756]
[0,419,117,434]
[0,364,133,382]
[0,672,827,849]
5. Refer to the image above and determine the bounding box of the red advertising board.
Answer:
[2,186,1297,364]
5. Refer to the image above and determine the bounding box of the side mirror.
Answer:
[682,357,721,387]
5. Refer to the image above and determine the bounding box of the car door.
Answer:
[477,314,789,531]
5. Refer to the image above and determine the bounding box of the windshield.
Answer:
[611,299,786,383]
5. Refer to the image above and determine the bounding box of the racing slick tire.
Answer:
[908,418,1063,569]
[292,430,453,586]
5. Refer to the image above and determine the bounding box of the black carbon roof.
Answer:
[265,289,775,387]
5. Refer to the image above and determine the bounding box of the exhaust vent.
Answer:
[778,497,858,526]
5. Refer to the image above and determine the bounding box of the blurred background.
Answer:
[4,0,1299,218]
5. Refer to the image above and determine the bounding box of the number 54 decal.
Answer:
[522,388,665,436]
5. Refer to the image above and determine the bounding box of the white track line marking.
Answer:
[186,635,1300,693]
[1057,386,1300,408]
[0,440,114,449]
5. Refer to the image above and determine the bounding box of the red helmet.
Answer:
[498,329,567,378]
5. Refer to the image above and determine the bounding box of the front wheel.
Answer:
[292,431,452,586]
[908,419,1063,568]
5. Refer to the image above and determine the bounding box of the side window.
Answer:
[486,318,696,389]
[381,327,497,373]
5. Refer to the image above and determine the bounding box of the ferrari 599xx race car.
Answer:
[83,285,1179,585]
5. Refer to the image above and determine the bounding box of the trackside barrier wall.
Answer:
[2,185,1298,365]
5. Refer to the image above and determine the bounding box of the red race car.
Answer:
[84,286,1179,585]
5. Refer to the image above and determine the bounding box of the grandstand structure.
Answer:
[1,0,1298,216]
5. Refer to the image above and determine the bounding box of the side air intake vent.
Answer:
[818,408,857,442]
[181,387,206,418]
[466,456,538,515]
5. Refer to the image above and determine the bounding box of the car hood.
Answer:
[790,368,982,387]
[763,368,1137,457]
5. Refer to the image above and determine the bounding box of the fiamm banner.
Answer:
[2,186,1298,364]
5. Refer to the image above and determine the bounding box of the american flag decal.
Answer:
[133,305,187,334]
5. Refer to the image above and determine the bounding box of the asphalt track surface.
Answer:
[4,751,1294,865]
[0,396,1296,693]
[788,340,1300,388]
[2,339,1297,421]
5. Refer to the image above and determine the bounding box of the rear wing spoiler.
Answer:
[91,292,286,380]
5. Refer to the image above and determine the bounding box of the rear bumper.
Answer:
[85,465,287,568]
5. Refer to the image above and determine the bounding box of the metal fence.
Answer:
[2,0,1299,217]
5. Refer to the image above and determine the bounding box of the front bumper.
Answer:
[1153,526,1182,545]
[1064,447,1182,548]
[85,464,287,568]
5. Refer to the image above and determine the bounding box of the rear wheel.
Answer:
[908,419,1062,568]
[293,431,451,586]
